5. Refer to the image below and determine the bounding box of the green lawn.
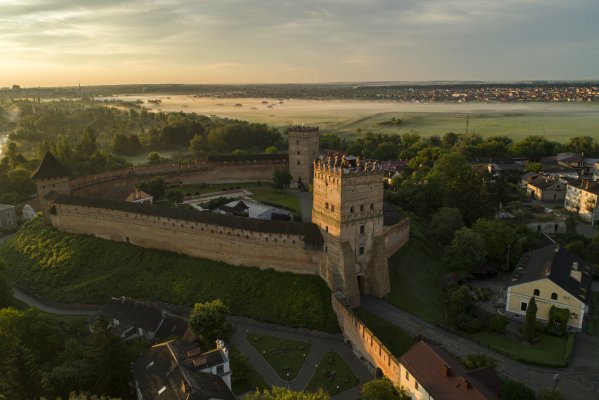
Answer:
[353,308,416,357]
[306,352,359,395]
[246,333,310,380]
[0,218,339,332]
[470,332,575,367]
[587,292,599,336]
[386,237,447,324]
[229,345,268,395]
[181,182,301,214]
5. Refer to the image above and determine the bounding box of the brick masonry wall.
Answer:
[52,202,321,275]
[332,295,402,382]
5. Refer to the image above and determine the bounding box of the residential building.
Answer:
[505,245,592,332]
[526,176,566,202]
[92,297,191,342]
[564,179,599,223]
[22,198,41,221]
[398,341,500,400]
[216,198,291,220]
[126,188,153,204]
[133,339,234,400]
[0,204,17,229]
[594,162,599,181]
[382,159,409,185]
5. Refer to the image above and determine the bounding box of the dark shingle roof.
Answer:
[509,245,592,304]
[133,341,235,400]
[53,194,324,248]
[30,151,70,179]
[97,297,188,340]
[527,176,560,190]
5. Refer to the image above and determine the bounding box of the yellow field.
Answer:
[105,94,599,141]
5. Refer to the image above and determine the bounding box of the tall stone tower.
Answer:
[312,157,390,307]
[30,151,71,219]
[287,126,320,189]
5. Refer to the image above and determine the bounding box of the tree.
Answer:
[523,296,538,341]
[89,315,130,397]
[0,341,46,399]
[488,315,508,333]
[501,379,536,400]
[462,353,496,370]
[0,270,11,308]
[189,299,232,346]
[446,286,478,331]
[264,146,278,154]
[444,227,487,272]
[472,218,528,270]
[246,387,329,400]
[429,207,464,245]
[361,378,411,400]
[138,178,166,199]
[273,169,292,189]
[165,188,184,204]
[538,389,566,400]
[525,160,542,173]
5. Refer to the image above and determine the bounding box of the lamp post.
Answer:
[553,373,559,391]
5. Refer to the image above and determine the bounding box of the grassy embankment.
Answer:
[0,218,339,332]
[353,308,416,356]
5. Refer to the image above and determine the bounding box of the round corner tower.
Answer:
[287,126,320,190]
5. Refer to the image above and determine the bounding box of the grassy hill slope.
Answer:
[0,218,339,332]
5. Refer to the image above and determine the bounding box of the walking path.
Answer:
[361,295,599,400]
[12,288,371,400]
[231,320,371,400]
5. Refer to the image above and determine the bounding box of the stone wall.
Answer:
[70,157,289,194]
[51,202,322,276]
[332,295,401,382]
[383,218,411,257]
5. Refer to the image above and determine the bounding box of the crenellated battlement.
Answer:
[313,157,384,178]
[287,126,320,136]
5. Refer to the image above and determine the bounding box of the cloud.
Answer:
[0,0,597,85]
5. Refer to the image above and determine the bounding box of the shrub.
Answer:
[488,315,508,333]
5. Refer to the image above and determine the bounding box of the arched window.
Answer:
[533,289,540,296]
[551,293,558,300]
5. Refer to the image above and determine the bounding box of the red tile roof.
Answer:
[399,341,499,400]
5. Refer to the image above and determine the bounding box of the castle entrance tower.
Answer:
[312,157,390,307]
[287,126,320,190]
[30,151,71,220]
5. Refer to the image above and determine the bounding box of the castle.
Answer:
[31,127,409,307]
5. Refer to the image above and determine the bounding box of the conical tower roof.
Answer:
[30,151,70,179]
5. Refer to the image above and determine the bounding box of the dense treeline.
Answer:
[0,258,134,399]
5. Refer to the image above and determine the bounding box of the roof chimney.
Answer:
[464,379,472,389]
[442,364,451,376]
[572,262,579,271]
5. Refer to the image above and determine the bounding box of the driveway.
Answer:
[361,296,599,400]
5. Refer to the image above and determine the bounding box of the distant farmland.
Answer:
[109,94,599,141]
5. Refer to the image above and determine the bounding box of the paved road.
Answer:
[13,288,372,399]
[12,288,101,315]
[361,296,599,400]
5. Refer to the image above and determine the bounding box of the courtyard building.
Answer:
[564,179,599,223]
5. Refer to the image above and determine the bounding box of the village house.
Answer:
[594,162,599,181]
[397,341,501,400]
[216,198,291,220]
[564,179,599,223]
[92,297,191,342]
[0,204,17,229]
[505,245,592,332]
[382,159,409,185]
[526,176,566,202]
[133,339,234,400]
[22,198,41,221]
[126,188,153,204]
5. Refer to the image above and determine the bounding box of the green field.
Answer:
[133,96,599,142]
[470,332,575,367]
[306,352,359,395]
[0,218,339,332]
[246,333,310,380]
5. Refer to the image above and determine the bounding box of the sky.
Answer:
[1,0,598,86]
